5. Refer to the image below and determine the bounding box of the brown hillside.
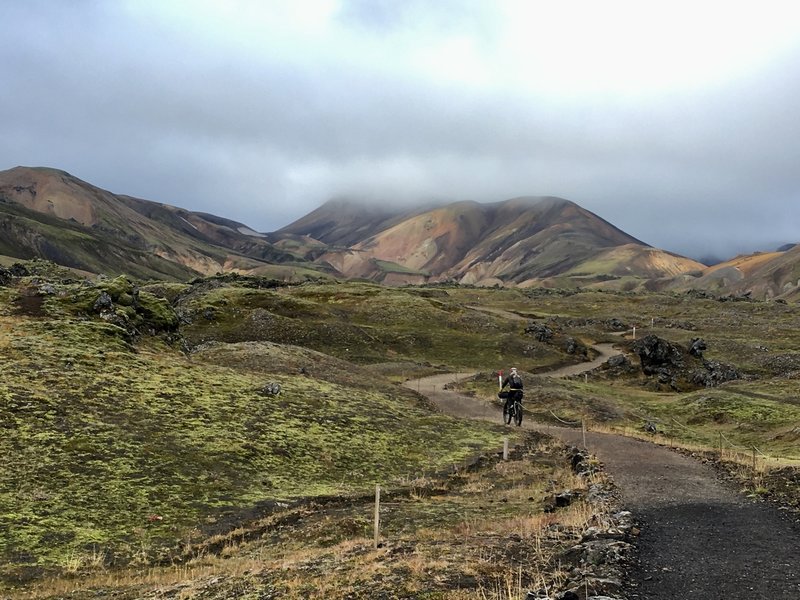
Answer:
[277,197,422,247]
[353,201,488,272]
[713,247,800,298]
[705,251,784,278]
[1,166,147,229]
[289,196,704,286]
[664,246,800,299]
[569,244,706,279]
[0,166,304,278]
[449,197,648,284]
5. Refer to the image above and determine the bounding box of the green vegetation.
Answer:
[175,281,570,370]
[373,259,429,275]
[1,270,520,583]
[1,261,799,596]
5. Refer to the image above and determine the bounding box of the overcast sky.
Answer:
[2,1,799,261]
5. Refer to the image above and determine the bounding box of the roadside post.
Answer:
[374,484,381,549]
[582,418,587,449]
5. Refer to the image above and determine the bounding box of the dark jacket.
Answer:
[502,373,523,390]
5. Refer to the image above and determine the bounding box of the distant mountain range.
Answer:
[1,166,798,300]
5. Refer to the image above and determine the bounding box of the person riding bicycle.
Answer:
[500,367,523,414]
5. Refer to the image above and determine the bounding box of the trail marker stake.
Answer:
[582,419,587,449]
[374,484,381,548]
[503,438,509,461]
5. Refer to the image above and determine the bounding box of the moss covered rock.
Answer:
[59,275,179,335]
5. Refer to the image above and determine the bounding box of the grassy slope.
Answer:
[175,281,571,371]
[0,204,201,281]
[2,266,799,592]
[202,283,798,461]
[0,278,514,582]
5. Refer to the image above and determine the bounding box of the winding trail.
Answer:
[404,350,800,598]
[539,342,617,377]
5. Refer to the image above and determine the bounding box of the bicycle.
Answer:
[500,391,523,426]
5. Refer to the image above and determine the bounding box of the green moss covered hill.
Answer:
[2,259,799,589]
[0,261,566,583]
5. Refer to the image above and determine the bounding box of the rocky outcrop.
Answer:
[688,361,741,387]
[632,334,740,390]
[0,263,29,286]
[524,321,589,358]
[688,337,707,357]
[526,322,554,342]
[77,275,180,336]
[564,337,582,355]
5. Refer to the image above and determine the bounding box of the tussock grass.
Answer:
[10,434,596,599]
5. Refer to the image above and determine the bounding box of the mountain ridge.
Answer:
[0,166,311,280]
[1,165,798,299]
[280,194,699,286]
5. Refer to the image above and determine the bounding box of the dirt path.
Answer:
[540,342,618,377]
[405,358,800,598]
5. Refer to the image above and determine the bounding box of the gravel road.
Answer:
[405,369,800,598]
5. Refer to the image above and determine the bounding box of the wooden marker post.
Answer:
[373,484,381,548]
[582,418,587,449]
[503,438,509,461]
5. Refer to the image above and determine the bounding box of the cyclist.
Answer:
[500,367,523,415]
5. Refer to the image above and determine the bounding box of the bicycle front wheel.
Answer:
[514,404,523,426]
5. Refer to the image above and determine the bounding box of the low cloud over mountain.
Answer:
[1,166,798,300]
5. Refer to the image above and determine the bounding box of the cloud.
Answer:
[1,1,799,260]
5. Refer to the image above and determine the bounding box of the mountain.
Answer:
[280,196,706,286]
[0,166,315,280]
[669,246,800,301]
[275,197,425,247]
[280,197,800,298]
[2,165,797,298]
